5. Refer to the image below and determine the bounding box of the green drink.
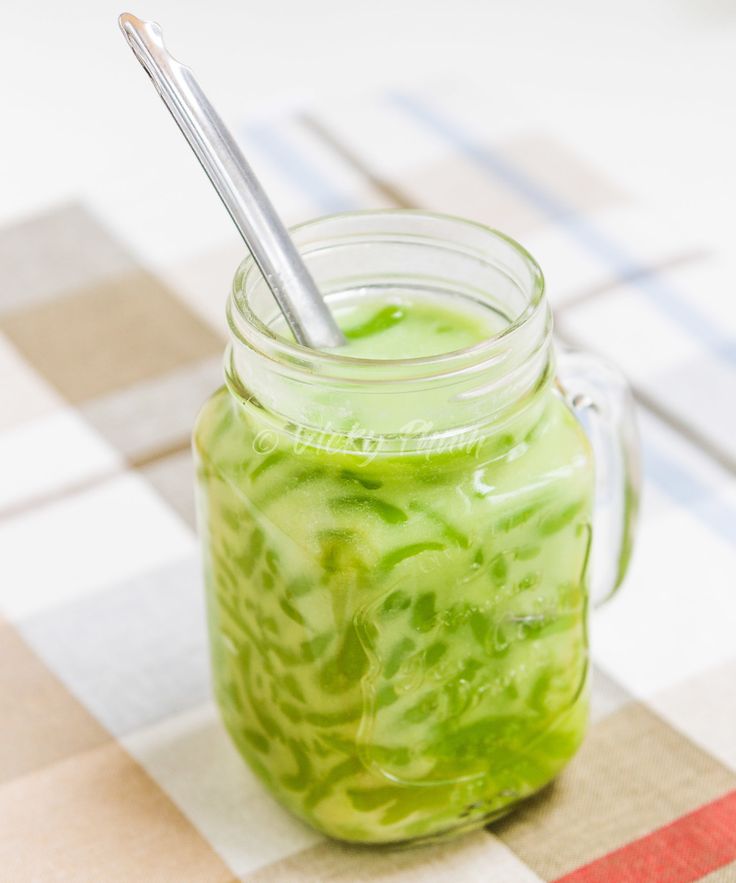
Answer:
[194,212,636,844]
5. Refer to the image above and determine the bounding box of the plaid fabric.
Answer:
[1,88,735,882]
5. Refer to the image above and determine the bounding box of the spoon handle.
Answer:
[118,13,345,349]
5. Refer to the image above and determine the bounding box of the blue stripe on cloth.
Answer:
[389,92,736,367]
[644,441,736,547]
[238,110,735,547]
[242,123,356,215]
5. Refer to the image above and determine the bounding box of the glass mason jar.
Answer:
[193,211,639,845]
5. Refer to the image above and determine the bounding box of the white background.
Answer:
[2,0,735,259]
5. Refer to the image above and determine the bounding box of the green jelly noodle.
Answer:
[194,214,595,844]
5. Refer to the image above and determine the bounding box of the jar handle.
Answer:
[556,347,642,608]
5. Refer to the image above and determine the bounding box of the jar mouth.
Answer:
[228,209,547,383]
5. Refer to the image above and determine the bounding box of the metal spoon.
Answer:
[118,12,345,349]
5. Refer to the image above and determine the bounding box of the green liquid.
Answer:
[194,293,593,843]
[340,297,494,357]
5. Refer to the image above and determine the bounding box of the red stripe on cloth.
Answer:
[552,789,736,883]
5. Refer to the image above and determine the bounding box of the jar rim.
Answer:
[228,209,547,382]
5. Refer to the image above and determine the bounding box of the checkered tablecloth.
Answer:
[1,89,735,882]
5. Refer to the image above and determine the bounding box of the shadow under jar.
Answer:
[193,210,639,845]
